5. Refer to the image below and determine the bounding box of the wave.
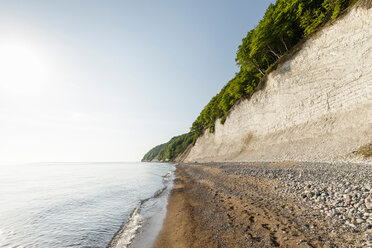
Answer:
[106,201,143,248]
[162,171,172,182]
[107,170,173,248]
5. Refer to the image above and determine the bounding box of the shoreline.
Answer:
[129,170,175,248]
[108,167,175,248]
[154,162,372,247]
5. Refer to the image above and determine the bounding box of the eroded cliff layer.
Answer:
[184,4,372,163]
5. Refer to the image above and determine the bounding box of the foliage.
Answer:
[157,133,194,161]
[142,133,195,162]
[141,143,166,161]
[191,69,260,135]
[143,0,358,162]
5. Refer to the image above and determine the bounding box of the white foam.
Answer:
[163,171,172,182]
[109,203,144,248]
[109,170,174,248]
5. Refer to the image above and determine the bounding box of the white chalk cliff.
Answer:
[184,3,372,163]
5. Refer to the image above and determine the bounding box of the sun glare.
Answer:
[0,41,50,96]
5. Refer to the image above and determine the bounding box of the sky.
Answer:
[0,0,274,164]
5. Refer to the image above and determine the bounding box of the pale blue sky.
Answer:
[0,0,274,163]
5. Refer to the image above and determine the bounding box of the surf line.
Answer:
[107,174,171,248]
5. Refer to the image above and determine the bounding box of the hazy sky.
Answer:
[0,0,274,164]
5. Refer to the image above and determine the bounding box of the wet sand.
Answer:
[154,162,371,248]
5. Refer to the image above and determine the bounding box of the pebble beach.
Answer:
[154,162,372,247]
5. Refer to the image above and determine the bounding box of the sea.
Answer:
[0,162,175,248]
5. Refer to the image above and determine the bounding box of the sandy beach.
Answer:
[154,162,372,248]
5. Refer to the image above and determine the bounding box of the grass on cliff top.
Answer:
[354,143,372,158]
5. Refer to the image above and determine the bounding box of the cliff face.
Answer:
[184,4,372,163]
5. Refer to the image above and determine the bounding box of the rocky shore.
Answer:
[154,162,372,247]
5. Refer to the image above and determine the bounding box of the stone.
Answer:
[365,184,371,191]
[346,221,357,228]
[356,218,364,224]
[365,196,372,210]
[327,211,335,218]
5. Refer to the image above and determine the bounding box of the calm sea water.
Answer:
[0,162,174,248]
